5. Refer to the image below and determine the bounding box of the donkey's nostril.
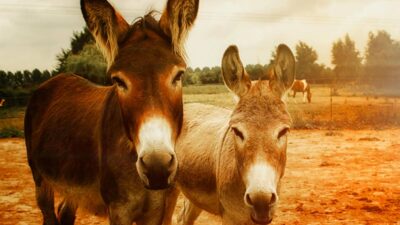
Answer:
[245,192,277,208]
[270,193,277,205]
[169,154,175,166]
[245,193,253,206]
[139,156,147,168]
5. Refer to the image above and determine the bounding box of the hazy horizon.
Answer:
[0,0,399,72]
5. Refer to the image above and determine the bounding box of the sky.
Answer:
[0,0,399,72]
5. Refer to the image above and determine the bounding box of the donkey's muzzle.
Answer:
[245,192,277,224]
[138,151,177,190]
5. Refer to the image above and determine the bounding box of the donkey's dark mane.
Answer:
[120,11,171,45]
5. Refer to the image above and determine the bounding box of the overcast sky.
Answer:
[0,0,399,72]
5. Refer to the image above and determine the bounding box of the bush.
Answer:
[0,126,24,138]
[0,88,34,107]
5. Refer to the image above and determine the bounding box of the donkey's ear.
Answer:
[221,45,251,98]
[269,44,296,98]
[81,0,129,67]
[159,0,200,57]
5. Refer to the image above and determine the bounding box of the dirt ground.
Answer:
[0,130,399,225]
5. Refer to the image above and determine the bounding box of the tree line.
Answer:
[1,28,400,106]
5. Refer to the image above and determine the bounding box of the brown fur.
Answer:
[0,98,5,107]
[163,45,295,225]
[290,79,312,103]
[25,0,199,225]
[160,0,200,58]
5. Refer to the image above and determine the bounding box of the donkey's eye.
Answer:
[278,127,290,139]
[172,70,185,85]
[112,77,127,90]
[232,127,244,141]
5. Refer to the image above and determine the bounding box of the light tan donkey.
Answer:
[163,44,295,225]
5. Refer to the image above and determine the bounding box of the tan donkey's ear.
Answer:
[221,45,252,98]
[159,0,200,57]
[81,0,129,67]
[269,44,296,98]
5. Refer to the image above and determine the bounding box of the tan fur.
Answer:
[164,45,295,225]
[0,99,5,107]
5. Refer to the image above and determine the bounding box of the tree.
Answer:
[41,70,51,82]
[64,44,107,84]
[245,64,267,80]
[55,27,94,74]
[295,41,319,81]
[364,30,400,88]
[14,71,24,87]
[31,69,43,84]
[0,70,8,88]
[23,70,32,86]
[331,34,362,84]
[71,27,94,54]
[6,71,16,87]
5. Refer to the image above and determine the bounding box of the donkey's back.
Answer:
[25,74,112,187]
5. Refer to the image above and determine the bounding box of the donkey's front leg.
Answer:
[177,199,202,225]
[136,191,168,225]
[162,186,180,225]
[108,202,138,225]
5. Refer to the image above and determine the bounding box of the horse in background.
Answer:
[291,79,311,103]
[0,98,5,107]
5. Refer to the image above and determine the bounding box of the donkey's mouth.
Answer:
[143,178,171,190]
[251,213,273,225]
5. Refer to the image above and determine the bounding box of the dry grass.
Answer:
[0,85,398,135]
[184,84,400,130]
[0,107,25,137]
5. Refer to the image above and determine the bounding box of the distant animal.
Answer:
[0,98,5,107]
[24,0,199,224]
[291,79,311,103]
[163,44,295,225]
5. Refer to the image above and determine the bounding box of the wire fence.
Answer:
[1,78,400,130]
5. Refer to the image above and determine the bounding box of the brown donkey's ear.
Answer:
[159,0,200,57]
[221,45,251,98]
[269,44,296,98]
[81,0,129,67]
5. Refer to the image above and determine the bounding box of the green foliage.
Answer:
[295,41,319,80]
[183,64,269,86]
[0,126,24,138]
[246,64,268,80]
[71,27,94,54]
[0,87,33,106]
[31,69,43,84]
[331,34,362,83]
[55,27,94,74]
[64,44,107,84]
[364,30,400,89]
[183,66,221,85]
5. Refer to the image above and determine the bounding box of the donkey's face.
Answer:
[82,0,199,190]
[221,45,295,224]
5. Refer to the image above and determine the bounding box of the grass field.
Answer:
[0,84,399,135]
[183,84,400,129]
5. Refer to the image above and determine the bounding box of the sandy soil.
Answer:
[0,130,399,225]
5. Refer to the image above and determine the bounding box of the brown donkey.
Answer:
[163,44,295,225]
[24,0,199,224]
